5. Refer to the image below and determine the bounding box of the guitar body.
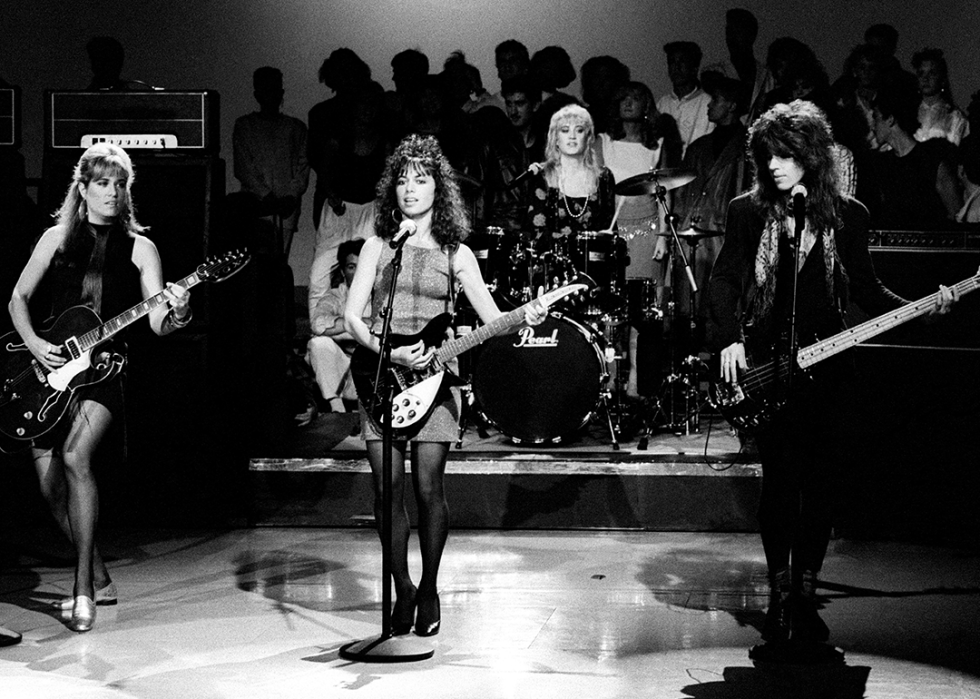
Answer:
[0,306,124,444]
[708,351,804,434]
[349,313,457,431]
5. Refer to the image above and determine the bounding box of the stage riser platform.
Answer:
[248,459,763,531]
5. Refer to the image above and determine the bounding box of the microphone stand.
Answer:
[340,238,433,662]
[784,204,805,396]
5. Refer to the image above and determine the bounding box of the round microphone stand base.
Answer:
[339,634,434,663]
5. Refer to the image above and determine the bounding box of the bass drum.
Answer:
[472,314,606,444]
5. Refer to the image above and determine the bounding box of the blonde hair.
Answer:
[55,143,144,235]
[541,104,602,188]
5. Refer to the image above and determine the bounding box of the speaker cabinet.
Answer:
[41,153,225,325]
[851,246,980,349]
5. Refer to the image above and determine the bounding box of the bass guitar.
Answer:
[351,276,592,431]
[709,269,980,433]
[0,249,250,446]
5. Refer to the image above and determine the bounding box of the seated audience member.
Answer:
[863,84,962,228]
[581,55,631,136]
[232,66,310,257]
[956,134,980,223]
[308,238,365,412]
[671,75,751,320]
[656,41,713,156]
[912,48,970,146]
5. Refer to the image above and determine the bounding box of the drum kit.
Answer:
[457,167,722,447]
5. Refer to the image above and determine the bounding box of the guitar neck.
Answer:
[799,274,979,369]
[435,305,526,363]
[77,271,204,352]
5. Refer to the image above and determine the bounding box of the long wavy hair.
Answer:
[55,143,144,246]
[541,104,602,188]
[747,100,840,233]
[374,134,469,249]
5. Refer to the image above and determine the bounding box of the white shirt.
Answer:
[657,86,714,157]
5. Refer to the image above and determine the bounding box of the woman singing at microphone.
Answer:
[706,100,955,651]
[344,135,547,637]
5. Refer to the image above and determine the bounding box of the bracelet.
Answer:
[169,307,192,328]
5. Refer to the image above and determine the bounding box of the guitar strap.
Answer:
[447,244,457,323]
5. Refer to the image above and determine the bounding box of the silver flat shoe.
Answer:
[55,581,117,610]
[69,596,96,632]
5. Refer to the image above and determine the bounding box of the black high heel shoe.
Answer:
[761,569,792,643]
[390,587,417,636]
[415,592,440,637]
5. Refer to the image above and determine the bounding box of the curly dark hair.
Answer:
[374,134,469,249]
[747,101,840,232]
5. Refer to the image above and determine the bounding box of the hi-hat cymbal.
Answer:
[615,168,696,196]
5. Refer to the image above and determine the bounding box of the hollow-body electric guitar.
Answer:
[0,250,250,446]
[709,269,980,433]
[351,277,592,431]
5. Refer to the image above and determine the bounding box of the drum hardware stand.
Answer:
[455,381,490,448]
[637,183,703,440]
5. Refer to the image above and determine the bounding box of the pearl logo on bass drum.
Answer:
[514,327,559,348]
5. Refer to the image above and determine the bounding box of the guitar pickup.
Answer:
[64,337,82,361]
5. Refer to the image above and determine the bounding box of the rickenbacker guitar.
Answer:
[351,276,593,431]
[709,269,980,433]
[0,249,250,447]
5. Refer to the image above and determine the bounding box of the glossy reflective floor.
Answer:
[1,527,979,698]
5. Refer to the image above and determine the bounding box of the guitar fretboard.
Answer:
[799,274,979,369]
[78,271,203,352]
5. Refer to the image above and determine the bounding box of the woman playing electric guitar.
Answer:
[7,143,192,632]
[344,135,547,637]
[706,100,956,655]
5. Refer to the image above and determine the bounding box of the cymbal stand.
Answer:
[638,183,701,442]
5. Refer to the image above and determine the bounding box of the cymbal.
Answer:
[615,168,696,196]
[657,226,724,239]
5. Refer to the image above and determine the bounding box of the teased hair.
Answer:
[747,100,840,232]
[541,104,602,185]
[374,134,469,249]
[55,143,144,243]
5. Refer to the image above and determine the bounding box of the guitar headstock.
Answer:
[198,249,251,283]
[538,273,597,307]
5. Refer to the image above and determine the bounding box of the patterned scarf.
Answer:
[751,213,838,326]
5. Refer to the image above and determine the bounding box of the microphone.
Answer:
[389,219,418,249]
[791,184,807,237]
[506,162,544,189]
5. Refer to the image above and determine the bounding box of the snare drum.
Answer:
[473,314,606,444]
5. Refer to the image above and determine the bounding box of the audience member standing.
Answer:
[85,36,155,90]
[912,48,970,146]
[702,8,773,124]
[489,39,531,111]
[656,42,713,157]
[386,48,429,140]
[530,46,577,104]
[864,84,961,228]
[581,55,631,136]
[232,67,310,257]
[955,134,980,223]
[308,48,374,229]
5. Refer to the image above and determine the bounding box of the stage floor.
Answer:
[1,527,979,698]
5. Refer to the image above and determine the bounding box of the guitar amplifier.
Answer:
[0,86,19,147]
[44,90,219,153]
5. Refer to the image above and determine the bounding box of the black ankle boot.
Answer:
[762,568,792,643]
[792,569,830,643]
